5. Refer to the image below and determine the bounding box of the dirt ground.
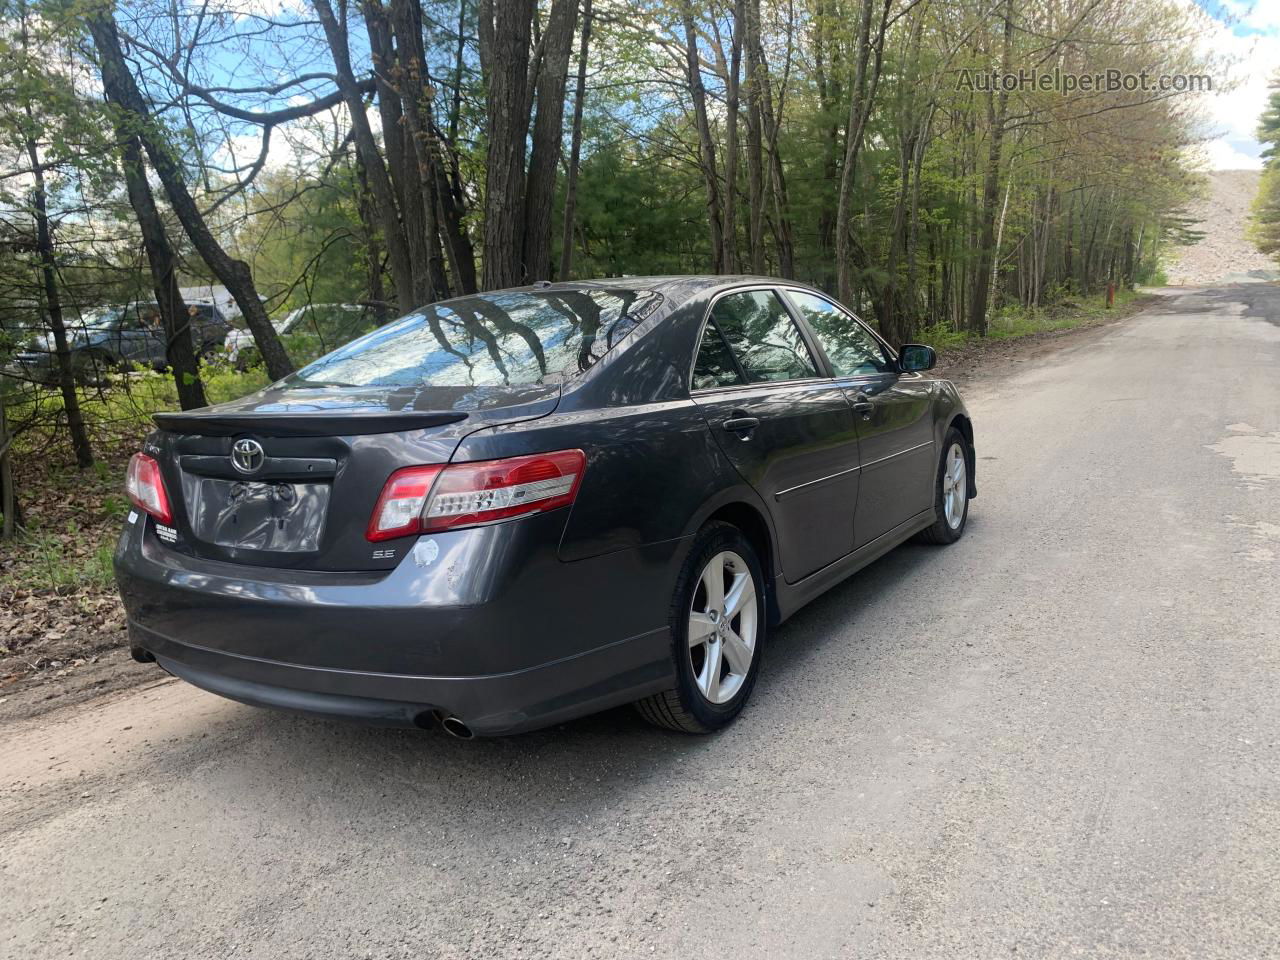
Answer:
[0,297,1150,724]
[0,450,145,722]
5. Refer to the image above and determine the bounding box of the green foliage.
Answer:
[234,168,371,313]
[1258,70,1280,167]
[7,526,117,593]
[1249,165,1280,260]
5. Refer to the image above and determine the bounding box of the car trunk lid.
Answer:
[147,382,559,572]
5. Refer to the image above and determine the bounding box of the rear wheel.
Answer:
[635,522,765,733]
[72,350,115,387]
[916,427,970,545]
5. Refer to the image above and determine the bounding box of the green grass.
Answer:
[919,288,1143,350]
[9,527,118,594]
[1,363,270,597]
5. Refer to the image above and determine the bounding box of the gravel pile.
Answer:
[1165,169,1278,285]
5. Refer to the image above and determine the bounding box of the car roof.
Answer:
[501,275,822,310]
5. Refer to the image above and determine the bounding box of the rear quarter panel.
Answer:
[451,399,740,562]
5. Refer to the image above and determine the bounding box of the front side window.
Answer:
[288,288,663,388]
[787,291,893,377]
[707,290,817,384]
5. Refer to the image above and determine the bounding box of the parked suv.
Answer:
[11,301,229,384]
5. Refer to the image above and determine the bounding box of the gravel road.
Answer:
[3,284,1279,959]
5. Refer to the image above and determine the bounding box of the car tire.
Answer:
[72,350,114,387]
[635,521,766,734]
[916,427,971,545]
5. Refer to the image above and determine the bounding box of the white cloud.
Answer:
[1204,138,1264,169]
[1190,1,1279,169]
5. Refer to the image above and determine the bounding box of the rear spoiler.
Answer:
[152,410,468,437]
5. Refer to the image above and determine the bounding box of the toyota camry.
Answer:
[115,276,975,737]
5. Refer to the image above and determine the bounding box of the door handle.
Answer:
[852,394,874,421]
[722,416,760,434]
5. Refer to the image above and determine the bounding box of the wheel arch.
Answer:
[699,498,781,627]
[945,412,977,498]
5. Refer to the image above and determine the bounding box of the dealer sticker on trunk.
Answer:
[155,523,178,544]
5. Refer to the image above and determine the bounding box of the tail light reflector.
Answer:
[126,452,173,526]
[366,465,444,541]
[366,449,585,542]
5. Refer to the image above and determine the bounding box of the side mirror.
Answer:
[899,343,937,372]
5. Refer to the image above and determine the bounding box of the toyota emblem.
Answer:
[230,438,265,475]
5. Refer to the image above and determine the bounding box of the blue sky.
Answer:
[163,0,1277,176]
[1191,0,1278,168]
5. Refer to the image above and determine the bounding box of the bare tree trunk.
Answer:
[757,5,795,278]
[681,4,724,273]
[365,0,439,305]
[24,133,93,468]
[967,0,1014,337]
[478,0,536,290]
[522,0,578,282]
[0,391,16,537]
[720,0,745,273]
[117,132,207,409]
[436,0,479,294]
[88,11,294,381]
[835,0,893,304]
[905,104,934,312]
[559,0,593,280]
[988,155,1016,318]
[313,0,415,312]
[386,0,451,300]
[813,0,841,265]
[354,153,389,320]
[744,0,765,273]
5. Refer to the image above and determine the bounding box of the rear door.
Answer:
[782,289,935,548]
[690,288,861,582]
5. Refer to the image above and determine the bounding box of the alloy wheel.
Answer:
[687,550,758,704]
[942,441,967,530]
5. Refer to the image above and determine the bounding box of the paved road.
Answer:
[4,285,1279,959]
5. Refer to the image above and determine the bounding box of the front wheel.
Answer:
[635,522,766,733]
[917,427,971,545]
[72,350,115,387]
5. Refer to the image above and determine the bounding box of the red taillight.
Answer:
[366,449,586,542]
[126,452,173,526]
[365,464,444,541]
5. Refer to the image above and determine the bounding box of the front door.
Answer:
[117,304,164,366]
[782,290,935,548]
[690,288,861,582]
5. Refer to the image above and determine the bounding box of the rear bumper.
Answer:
[115,513,683,735]
[137,625,670,735]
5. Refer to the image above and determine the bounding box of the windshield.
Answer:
[287,288,663,389]
[79,307,120,331]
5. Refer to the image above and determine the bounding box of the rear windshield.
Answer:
[286,289,663,388]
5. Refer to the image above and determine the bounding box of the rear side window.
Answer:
[288,289,663,388]
[692,326,745,389]
[787,291,893,377]
[705,290,817,384]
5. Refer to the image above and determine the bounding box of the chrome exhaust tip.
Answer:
[439,715,474,740]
